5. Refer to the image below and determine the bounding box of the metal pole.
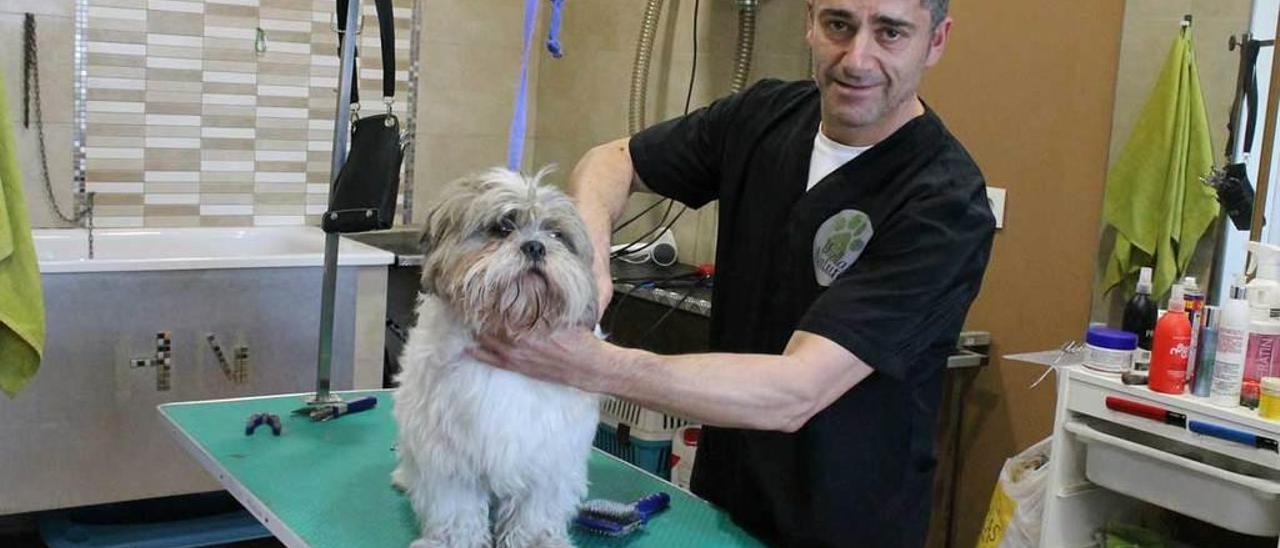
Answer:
[307,0,362,405]
[1249,14,1280,244]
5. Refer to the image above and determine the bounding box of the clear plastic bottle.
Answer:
[1191,306,1219,397]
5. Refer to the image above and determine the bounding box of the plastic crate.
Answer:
[601,396,691,433]
[594,396,692,478]
[593,422,674,478]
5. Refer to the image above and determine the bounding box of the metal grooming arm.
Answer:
[307,0,363,405]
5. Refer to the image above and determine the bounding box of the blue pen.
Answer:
[1188,420,1279,452]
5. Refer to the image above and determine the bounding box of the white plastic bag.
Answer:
[978,437,1053,548]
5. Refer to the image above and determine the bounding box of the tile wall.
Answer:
[79,0,413,227]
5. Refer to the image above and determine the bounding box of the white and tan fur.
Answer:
[393,167,599,548]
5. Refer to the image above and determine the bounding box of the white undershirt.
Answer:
[806,125,872,191]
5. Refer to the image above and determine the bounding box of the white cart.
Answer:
[1035,364,1280,546]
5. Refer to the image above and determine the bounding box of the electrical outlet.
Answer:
[986,187,1007,229]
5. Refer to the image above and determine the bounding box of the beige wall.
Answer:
[1109,1,1250,166]
[2,0,77,229]
[927,2,1252,542]
[530,0,812,264]
[410,0,545,217]
[919,1,1127,545]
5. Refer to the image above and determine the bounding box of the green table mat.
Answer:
[159,390,762,547]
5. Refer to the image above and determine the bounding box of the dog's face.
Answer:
[419,167,597,335]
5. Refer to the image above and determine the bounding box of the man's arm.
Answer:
[472,329,874,433]
[614,331,875,432]
[566,137,649,316]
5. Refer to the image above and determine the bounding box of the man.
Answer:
[473,0,995,545]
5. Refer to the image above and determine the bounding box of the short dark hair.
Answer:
[806,0,949,27]
[924,0,949,27]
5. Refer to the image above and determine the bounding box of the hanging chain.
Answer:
[22,15,31,129]
[25,14,83,225]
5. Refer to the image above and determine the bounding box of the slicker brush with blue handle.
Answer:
[573,492,671,537]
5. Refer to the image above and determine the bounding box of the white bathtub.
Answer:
[34,226,394,273]
[4,226,397,514]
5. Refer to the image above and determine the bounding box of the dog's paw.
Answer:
[533,534,574,548]
[408,538,443,548]
[496,530,574,548]
[411,533,490,548]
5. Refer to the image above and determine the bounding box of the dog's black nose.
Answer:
[520,240,546,261]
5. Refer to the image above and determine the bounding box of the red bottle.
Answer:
[1151,285,1192,394]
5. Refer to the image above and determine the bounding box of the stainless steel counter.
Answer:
[344,227,425,266]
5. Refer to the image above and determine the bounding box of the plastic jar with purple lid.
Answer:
[1084,326,1139,373]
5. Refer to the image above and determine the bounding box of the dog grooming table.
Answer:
[159,390,763,547]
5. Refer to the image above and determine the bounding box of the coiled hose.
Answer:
[628,0,665,135]
[628,0,758,134]
[729,0,757,94]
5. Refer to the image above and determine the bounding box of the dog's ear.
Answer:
[417,207,452,294]
[417,188,462,258]
[417,209,437,257]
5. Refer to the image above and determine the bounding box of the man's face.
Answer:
[806,0,950,134]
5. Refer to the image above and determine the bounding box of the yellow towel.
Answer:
[1102,27,1219,299]
[0,65,46,398]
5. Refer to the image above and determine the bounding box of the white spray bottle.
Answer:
[1247,242,1280,318]
[1211,275,1250,407]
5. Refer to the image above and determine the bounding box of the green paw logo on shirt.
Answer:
[813,209,873,286]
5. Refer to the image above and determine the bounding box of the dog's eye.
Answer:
[488,213,519,238]
[548,230,577,253]
[489,223,513,238]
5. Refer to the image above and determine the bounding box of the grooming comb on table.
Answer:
[292,395,379,422]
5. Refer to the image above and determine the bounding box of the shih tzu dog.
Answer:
[393,167,599,548]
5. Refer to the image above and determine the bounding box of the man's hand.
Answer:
[470,328,627,394]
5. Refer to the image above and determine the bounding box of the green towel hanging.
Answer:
[0,64,47,398]
[1102,23,1220,300]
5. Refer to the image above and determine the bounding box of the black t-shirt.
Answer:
[629,79,995,547]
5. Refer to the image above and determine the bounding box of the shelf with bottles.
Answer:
[1040,365,1280,547]
[1064,366,1279,469]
